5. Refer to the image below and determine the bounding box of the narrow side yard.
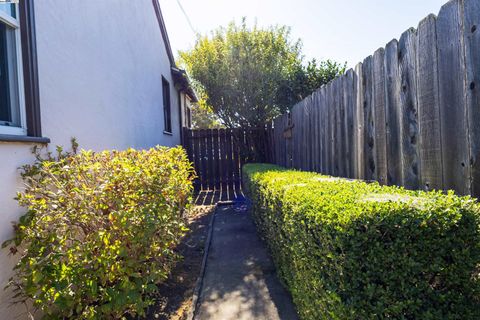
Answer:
[194,205,298,320]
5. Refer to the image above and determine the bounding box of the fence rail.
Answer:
[272,0,480,196]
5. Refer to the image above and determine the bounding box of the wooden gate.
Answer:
[182,127,274,192]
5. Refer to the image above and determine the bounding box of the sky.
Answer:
[160,0,447,69]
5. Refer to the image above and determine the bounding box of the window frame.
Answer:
[0,0,47,143]
[0,4,27,136]
[162,76,172,134]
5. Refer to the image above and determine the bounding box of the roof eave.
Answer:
[152,0,176,67]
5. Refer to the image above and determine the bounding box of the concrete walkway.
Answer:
[195,205,299,320]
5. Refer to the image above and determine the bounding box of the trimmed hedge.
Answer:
[3,144,194,319]
[244,164,480,320]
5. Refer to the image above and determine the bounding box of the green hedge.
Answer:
[244,163,480,320]
[3,144,194,319]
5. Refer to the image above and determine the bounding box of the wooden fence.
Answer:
[183,127,274,192]
[272,0,480,196]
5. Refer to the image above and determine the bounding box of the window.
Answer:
[162,77,172,133]
[0,3,26,136]
[186,106,191,128]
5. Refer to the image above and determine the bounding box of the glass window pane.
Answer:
[0,22,19,127]
[0,4,15,19]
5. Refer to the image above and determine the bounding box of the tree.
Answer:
[191,99,223,129]
[277,59,346,109]
[179,20,345,128]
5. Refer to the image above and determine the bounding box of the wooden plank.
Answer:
[241,128,248,180]
[290,107,296,168]
[336,76,346,177]
[362,55,376,181]
[212,129,220,189]
[189,129,200,192]
[219,128,227,190]
[226,128,234,189]
[264,125,270,164]
[327,82,335,175]
[192,130,200,189]
[416,14,444,191]
[286,112,292,168]
[333,79,338,177]
[344,69,355,179]
[464,0,480,197]
[437,0,471,195]
[309,94,315,171]
[233,128,239,186]
[354,63,364,180]
[206,129,214,190]
[303,100,309,171]
[319,87,326,174]
[195,130,203,190]
[332,79,339,176]
[372,48,388,185]
[308,92,317,172]
[232,128,241,188]
[273,116,281,166]
[399,28,420,190]
[202,129,210,190]
[199,129,208,190]
[303,99,310,171]
[385,39,403,186]
[314,89,321,172]
[292,103,301,169]
[278,115,285,167]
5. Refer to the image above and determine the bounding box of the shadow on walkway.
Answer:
[195,205,298,320]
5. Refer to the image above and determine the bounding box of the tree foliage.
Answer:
[179,20,345,128]
[189,86,223,129]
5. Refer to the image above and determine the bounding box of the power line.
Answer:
[176,0,197,35]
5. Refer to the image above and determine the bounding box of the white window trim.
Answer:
[0,5,27,136]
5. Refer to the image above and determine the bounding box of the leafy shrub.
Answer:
[3,143,194,319]
[244,164,480,320]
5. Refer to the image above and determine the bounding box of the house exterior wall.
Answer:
[37,0,181,150]
[0,0,182,314]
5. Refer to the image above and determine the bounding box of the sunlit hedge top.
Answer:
[244,163,480,320]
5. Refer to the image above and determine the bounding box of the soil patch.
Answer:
[142,205,215,320]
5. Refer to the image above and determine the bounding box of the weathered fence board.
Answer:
[269,0,480,197]
[385,39,403,186]
[344,69,355,178]
[417,14,443,191]
[362,56,375,181]
[338,76,347,177]
[398,29,420,190]
[373,48,388,185]
[437,0,471,195]
[319,87,327,174]
[354,63,364,180]
[465,0,480,197]
[328,83,335,175]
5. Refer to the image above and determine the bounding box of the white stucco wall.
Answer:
[37,0,181,150]
[0,0,182,315]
